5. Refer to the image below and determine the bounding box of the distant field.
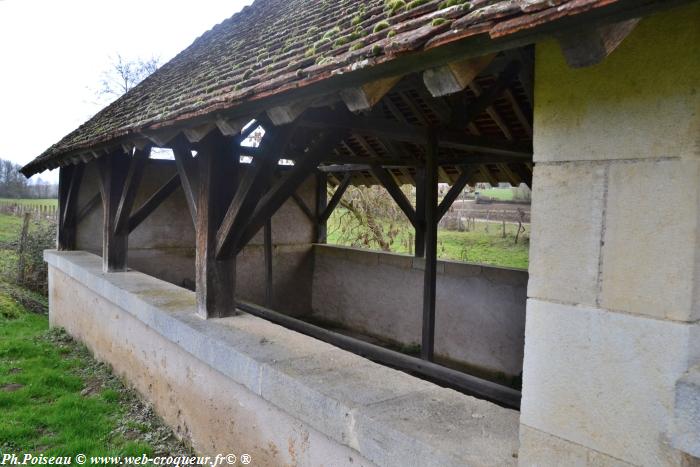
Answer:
[477,188,514,201]
[328,212,529,269]
[0,198,57,207]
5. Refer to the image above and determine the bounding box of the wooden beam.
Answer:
[421,131,439,362]
[316,171,328,243]
[414,167,426,258]
[128,173,181,233]
[454,60,522,129]
[216,126,293,259]
[369,166,416,228]
[232,131,341,256]
[172,143,199,226]
[114,148,150,235]
[300,110,531,159]
[195,133,238,319]
[264,219,273,308]
[97,150,130,272]
[557,18,639,68]
[76,192,101,225]
[340,76,402,112]
[291,192,314,222]
[423,54,495,97]
[319,173,351,223]
[437,166,471,221]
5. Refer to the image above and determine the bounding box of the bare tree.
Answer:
[99,54,160,98]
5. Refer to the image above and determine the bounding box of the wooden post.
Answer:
[97,151,130,272]
[195,134,238,319]
[421,131,439,362]
[264,218,273,307]
[57,165,84,250]
[315,171,327,243]
[16,212,31,284]
[414,167,426,258]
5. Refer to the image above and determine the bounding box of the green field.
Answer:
[477,188,514,201]
[0,214,24,243]
[0,198,57,207]
[0,290,188,458]
[328,213,529,270]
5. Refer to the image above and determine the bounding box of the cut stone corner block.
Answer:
[670,365,700,459]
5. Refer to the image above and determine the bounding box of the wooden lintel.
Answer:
[422,53,495,97]
[557,18,639,68]
[340,75,402,112]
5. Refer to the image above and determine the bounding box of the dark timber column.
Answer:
[97,151,130,272]
[196,134,238,319]
[414,166,426,257]
[315,171,327,243]
[57,165,84,250]
[264,218,273,307]
[421,131,439,361]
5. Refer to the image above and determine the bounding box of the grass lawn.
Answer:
[0,199,58,207]
[0,214,24,243]
[0,290,189,458]
[328,213,529,270]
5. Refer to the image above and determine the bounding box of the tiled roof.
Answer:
[23,0,638,176]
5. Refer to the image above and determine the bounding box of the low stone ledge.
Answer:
[45,249,520,467]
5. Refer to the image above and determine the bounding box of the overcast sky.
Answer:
[0,0,252,182]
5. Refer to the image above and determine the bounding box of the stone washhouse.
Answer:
[21,0,700,465]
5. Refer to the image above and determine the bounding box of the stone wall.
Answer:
[46,250,520,467]
[75,159,317,315]
[519,4,700,466]
[311,245,527,382]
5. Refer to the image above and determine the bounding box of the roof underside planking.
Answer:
[20,0,692,186]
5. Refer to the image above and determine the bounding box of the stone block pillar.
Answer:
[519,4,700,466]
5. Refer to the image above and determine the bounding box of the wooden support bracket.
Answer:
[557,18,639,68]
[423,54,495,97]
[340,76,402,112]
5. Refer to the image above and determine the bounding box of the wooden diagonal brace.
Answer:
[437,166,472,221]
[319,174,351,224]
[369,166,416,228]
[230,130,342,256]
[215,125,294,259]
[128,173,181,233]
[114,148,151,235]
